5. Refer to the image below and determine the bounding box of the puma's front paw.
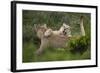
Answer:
[44,29,52,37]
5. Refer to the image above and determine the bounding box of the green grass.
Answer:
[23,40,90,63]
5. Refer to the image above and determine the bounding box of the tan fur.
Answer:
[44,23,72,37]
[34,24,71,55]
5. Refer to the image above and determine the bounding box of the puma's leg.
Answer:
[36,39,48,55]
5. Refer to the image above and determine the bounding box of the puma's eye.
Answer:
[63,29,67,35]
[64,32,67,35]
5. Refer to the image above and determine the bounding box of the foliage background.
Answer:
[22,10,91,63]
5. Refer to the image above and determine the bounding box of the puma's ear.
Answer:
[63,23,66,26]
[43,24,47,28]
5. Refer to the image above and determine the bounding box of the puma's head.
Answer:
[62,23,72,38]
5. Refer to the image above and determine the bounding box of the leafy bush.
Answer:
[69,35,90,55]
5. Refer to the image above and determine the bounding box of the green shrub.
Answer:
[68,35,90,55]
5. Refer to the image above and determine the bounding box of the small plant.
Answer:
[68,35,90,55]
